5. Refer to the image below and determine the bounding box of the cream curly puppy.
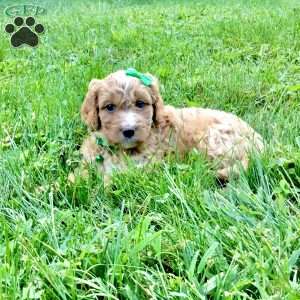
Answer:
[80,69,263,184]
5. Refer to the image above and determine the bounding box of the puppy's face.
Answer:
[98,72,154,149]
[81,70,163,149]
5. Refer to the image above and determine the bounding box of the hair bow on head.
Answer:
[125,68,152,87]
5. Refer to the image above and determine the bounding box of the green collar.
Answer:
[96,136,110,148]
[95,136,118,161]
[125,68,152,87]
[96,137,119,152]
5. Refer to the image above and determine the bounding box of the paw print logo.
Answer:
[5,16,44,47]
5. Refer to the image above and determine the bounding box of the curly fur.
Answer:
[80,70,264,183]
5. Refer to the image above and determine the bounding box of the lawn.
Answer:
[1,0,300,298]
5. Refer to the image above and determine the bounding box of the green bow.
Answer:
[125,68,152,87]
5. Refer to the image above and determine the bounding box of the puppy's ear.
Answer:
[81,79,102,130]
[147,74,164,127]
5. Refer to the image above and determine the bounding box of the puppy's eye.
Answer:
[136,100,145,108]
[105,104,116,112]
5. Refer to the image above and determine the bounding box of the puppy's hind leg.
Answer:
[216,157,248,182]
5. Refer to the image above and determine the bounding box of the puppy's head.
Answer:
[81,70,164,149]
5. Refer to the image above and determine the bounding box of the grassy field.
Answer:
[1,0,300,298]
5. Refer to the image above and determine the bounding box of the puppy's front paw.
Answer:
[67,167,89,184]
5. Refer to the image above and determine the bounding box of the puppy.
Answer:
[80,69,264,184]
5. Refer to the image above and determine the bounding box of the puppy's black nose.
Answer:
[123,129,135,138]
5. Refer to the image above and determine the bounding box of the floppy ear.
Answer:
[81,79,102,130]
[147,74,164,127]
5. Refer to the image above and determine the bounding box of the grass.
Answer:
[1,0,300,298]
